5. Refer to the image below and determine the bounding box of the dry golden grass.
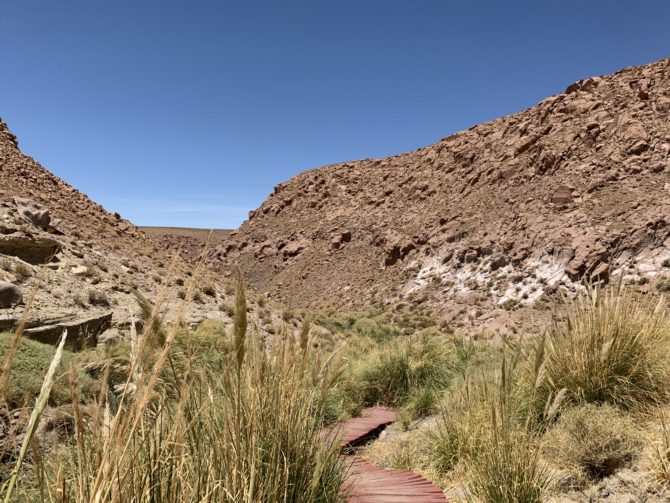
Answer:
[0,261,345,502]
[523,287,670,416]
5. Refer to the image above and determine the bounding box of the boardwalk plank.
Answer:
[327,407,447,502]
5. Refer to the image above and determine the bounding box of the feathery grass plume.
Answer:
[133,289,167,346]
[234,270,247,371]
[2,329,67,503]
[43,307,345,502]
[465,358,553,503]
[299,318,311,353]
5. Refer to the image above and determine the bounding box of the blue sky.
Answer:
[1,1,669,228]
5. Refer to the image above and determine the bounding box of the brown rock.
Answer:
[627,140,649,155]
[283,238,310,258]
[0,281,22,308]
[0,234,61,264]
[551,185,573,204]
[330,231,352,251]
[24,312,113,351]
[656,96,670,113]
[12,197,52,229]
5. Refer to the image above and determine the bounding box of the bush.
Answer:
[353,333,456,407]
[0,333,97,408]
[653,413,670,486]
[353,317,378,337]
[426,383,494,474]
[202,284,216,297]
[526,289,670,414]
[219,301,235,316]
[13,262,32,282]
[467,411,550,503]
[87,289,110,306]
[399,387,439,427]
[543,404,643,482]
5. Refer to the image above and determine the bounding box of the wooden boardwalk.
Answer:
[326,407,397,449]
[326,407,447,502]
[345,457,447,503]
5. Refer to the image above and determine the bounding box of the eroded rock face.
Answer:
[0,282,21,308]
[0,233,61,264]
[0,117,236,349]
[207,57,670,329]
[12,197,55,229]
[24,312,112,351]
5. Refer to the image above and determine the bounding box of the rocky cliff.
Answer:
[211,58,670,333]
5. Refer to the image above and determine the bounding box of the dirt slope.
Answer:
[211,58,670,333]
[0,120,242,347]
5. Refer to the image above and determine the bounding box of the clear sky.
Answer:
[1,1,669,228]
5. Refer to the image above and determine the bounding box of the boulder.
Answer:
[656,96,670,114]
[0,234,61,264]
[24,312,113,351]
[12,197,52,228]
[551,185,573,204]
[0,281,22,308]
[379,230,415,267]
[330,231,352,251]
[627,140,649,155]
[490,254,508,271]
[283,238,310,259]
[623,122,648,144]
[71,265,90,276]
[463,250,478,263]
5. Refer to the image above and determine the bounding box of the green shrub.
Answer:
[399,387,439,426]
[427,362,523,475]
[219,301,235,316]
[0,333,97,408]
[13,262,32,282]
[353,317,378,337]
[543,404,644,482]
[202,284,216,297]
[353,333,456,407]
[525,289,670,414]
[467,410,550,503]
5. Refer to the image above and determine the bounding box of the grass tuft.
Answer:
[525,288,670,414]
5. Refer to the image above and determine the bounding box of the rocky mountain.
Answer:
[0,119,247,349]
[211,58,670,334]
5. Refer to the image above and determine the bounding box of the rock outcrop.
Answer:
[0,119,240,348]
[209,57,670,332]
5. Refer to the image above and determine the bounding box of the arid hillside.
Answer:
[0,120,256,348]
[211,58,670,333]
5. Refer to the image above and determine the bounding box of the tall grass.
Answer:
[464,358,553,503]
[2,271,345,502]
[1,330,68,503]
[349,332,456,407]
[526,287,670,414]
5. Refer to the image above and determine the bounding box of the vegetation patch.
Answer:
[543,403,644,484]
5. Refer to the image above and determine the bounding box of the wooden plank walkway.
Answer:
[345,457,447,503]
[325,407,447,502]
[325,406,397,449]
